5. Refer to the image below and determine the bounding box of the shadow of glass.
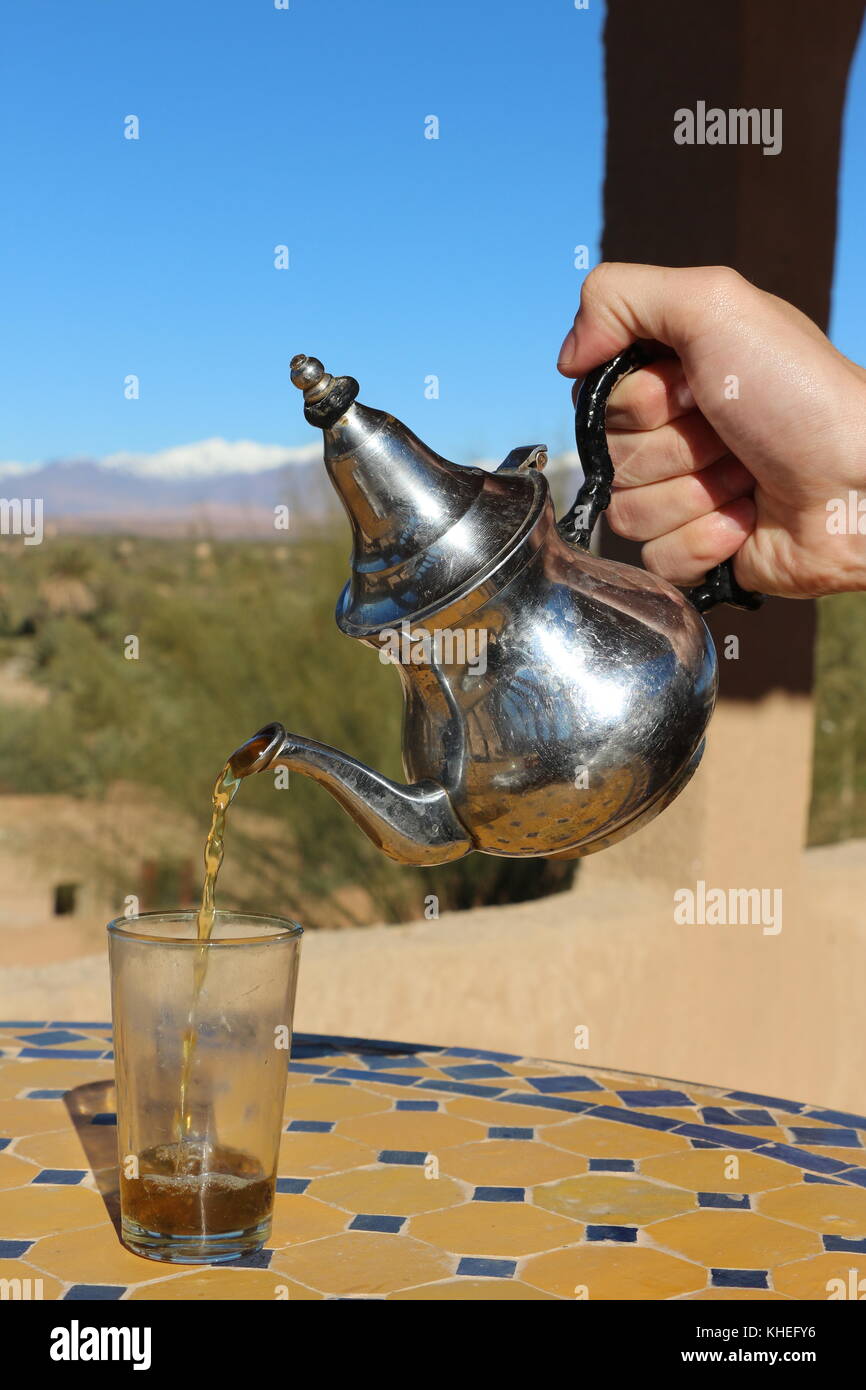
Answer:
[64,1080,120,1234]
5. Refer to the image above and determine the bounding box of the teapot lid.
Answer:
[291,355,547,637]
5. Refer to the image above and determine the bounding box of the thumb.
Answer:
[557,262,721,378]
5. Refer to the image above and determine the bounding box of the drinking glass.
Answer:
[108,910,302,1263]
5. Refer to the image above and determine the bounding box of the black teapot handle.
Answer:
[558,343,763,613]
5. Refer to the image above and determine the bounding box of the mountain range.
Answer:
[0,441,582,538]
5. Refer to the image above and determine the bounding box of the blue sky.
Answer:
[1,0,864,471]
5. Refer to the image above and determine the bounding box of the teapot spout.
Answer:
[257,728,472,867]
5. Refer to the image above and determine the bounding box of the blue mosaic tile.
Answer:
[349,1214,406,1233]
[275,1178,310,1195]
[675,1124,763,1150]
[690,1139,722,1149]
[64,1285,126,1300]
[711,1269,768,1289]
[805,1106,866,1130]
[232,1248,273,1269]
[526,1075,603,1094]
[756,1142,850,1174]
[440,1046,520,1063]
[378,1150,427,1166]
[90,1113,116,1126]
[0,1020,45,1028]
[804,1173,842,1185]
[313,1078,349,1086]
[396,1101,439,1111]
[355,1054,428,1070]
[589,1158,635,1172]
[18,1048,104,1060]
[489,1126,533,1140]
[18,1030,86,1047]
[823,1235,866,1254]
[419,1079,507,1099]
[25,1089,67,1100]
[590,1105,680,1132]
[698,1192,751,1209]
[725,1089,804,1115]
[456,1257,516,1278]
[788,1127,861,1148]
[0,1138,10,1151]
[0,1239,32,1258]
[285,1120,334,1133]
[618,1089,691,1108]
[586,1225,637,1243]
[47,1021,111,1030]
[473,1186,524,1202]
[838,1168,866,1189]
[33,1169,86,1185]
[288,1061,331,1075]
[441,1063,511,1081]
[701,1107,775,1127]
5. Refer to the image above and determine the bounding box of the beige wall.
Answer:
[5,694,862,1116]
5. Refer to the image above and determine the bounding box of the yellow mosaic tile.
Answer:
[28,1221,195,1285]
[445,1096,572,1127]
[281,1082,390,1121]
[639,1148,804,1194]
[803,1147,866,1166]
[410,1200,580,1256]
[535,1174,697,1226]
[683,1289,790,1300]
[756,1182,866,1236]
[773,1253,866,1300]
[522,1245,705,1299]
[128,1269,323,1299]
[0,1099,74,1137]
[308,1165,464,1217]
[0,1065,27,1100]
[335,1110,484,1152]
[0,1184,107,1239]
[351,1081,440,1103]
[438,1140,585,1187]
[277,1131,375,1178]
[267,1193,350,1247]
[14,1128,90,1169]
[389,1278,556,1299]
[271,1231,454,1296]
[549,1116,690,1159]
[648,1210,822,1267]
[0,1257,64,1301]
[0,1150,40,1188]
[0,1060,112,1089]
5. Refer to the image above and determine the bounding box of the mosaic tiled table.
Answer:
[1,1022,865,1300]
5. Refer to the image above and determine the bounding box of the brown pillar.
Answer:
[594,0,863,877]
[573,0,865,1102]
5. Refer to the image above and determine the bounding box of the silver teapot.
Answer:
[237,348,760,865]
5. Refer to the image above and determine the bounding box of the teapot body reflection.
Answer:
[238,350,759,866]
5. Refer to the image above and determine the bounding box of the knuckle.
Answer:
[692,265,750,312]
[606,490,644,541]
[581,261,619,303]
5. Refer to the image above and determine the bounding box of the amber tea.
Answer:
[109,724,301,1263]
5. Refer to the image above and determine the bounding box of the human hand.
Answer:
[557,263,866,598]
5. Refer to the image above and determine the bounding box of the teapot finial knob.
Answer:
[290,353,360,425]
[290,354,331,400]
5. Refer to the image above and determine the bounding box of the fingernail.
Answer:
[557,329,576,369]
